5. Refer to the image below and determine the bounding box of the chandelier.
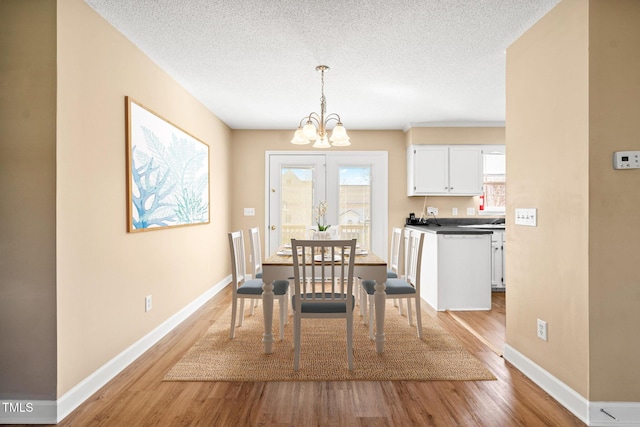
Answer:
[291,65,350,148]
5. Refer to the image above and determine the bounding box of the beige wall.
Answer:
[54,0,231,397]
[507,0,640,402]
[0,0,57,399]
[588,0,640,401]
[229,127,505,256]
[507,0,590,399]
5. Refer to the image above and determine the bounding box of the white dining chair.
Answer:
[388,227,403,314]
[249,227,263,280]
[359,226,403,320]
[388,227,403,279]
[361,230,424,339]
[228,231,289,340]
[290,238,357,370]
[248,227,264,314]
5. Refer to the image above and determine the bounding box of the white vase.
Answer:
[313,231,331,240]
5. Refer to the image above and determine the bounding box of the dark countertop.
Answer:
[405,218,505,235]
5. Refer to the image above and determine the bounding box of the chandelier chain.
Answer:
[290,65,350,148]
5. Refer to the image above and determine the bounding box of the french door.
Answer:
[266,152,388,258]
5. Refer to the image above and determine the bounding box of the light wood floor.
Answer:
[29,289,584,427]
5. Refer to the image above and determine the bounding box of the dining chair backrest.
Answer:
[228,230,248,289]
[248,227,263,279]
[290,239,357,311]
[389,227,402,276]
[405,230,425,292]
[403,230,411,277]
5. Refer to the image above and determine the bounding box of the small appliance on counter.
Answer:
[406,212,419,225]
[406,212,440,226]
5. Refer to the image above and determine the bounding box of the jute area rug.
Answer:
[164,300,496,382]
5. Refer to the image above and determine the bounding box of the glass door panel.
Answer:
[268,154,325,254]
[268,152,387,258]
[338,166,371,250]
[281,167,314,244]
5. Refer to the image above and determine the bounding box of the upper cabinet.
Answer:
[407,145,483,196]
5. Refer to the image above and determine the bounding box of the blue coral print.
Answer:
[129,101,209,230]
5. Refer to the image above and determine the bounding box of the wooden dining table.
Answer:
[261,246,388,355]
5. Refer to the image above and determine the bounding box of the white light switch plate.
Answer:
[515,208,537,226]
[244,208,255,216]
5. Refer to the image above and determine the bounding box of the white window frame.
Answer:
[480,145,506,216]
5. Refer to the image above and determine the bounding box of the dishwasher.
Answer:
[421,233,492,311]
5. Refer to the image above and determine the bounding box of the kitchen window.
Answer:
[482,147,505,214]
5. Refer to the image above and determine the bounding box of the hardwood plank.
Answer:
[21,289,584,427]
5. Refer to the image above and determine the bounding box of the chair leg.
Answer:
[398,298,405,316]
[229,298,237,339]
[368,294,375,340]
[346,315,354,371]
[279,296,286,340]
[238,298,245,327]
[360,285,368,324]
[414,297,423,339]
[284,292,289,325]
[293,316,301,370]
[407,297,414,327]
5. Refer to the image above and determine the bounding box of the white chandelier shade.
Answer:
[291,65,350,147]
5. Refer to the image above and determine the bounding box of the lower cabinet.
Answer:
[418,231,492,311]
[491,231,506,290]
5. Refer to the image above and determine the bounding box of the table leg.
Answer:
[374,280,386,354]
[262,281,274,354]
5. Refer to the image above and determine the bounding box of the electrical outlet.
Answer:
[427,207,438,215]
[537,319,548,341]
[467,207,475,215]
[452,208,458,216]
[145,295,152,312]
[243,208,255,216]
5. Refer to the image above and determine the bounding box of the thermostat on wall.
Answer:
[613,151,640,169]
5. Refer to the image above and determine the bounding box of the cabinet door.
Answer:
[491,238,503,288]
[449,146,483,195]
[410,146,448,195]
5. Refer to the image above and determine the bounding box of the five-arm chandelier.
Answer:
[291,65,350,148]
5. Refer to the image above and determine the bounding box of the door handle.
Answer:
[271,225,276,230]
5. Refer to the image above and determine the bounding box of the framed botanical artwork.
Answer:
[125,96,210,232]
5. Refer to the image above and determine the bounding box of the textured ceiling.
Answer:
[85,0,560,131]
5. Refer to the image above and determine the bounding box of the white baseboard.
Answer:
[0,277,229,425]
[56,276,230,423]
[504,344,640,426]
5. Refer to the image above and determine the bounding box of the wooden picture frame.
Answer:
[125,96,210,232]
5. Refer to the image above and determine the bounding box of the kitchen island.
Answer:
[406,220,501,311]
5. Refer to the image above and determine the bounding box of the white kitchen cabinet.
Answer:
[416,230,492,311]
[491,231,506,290]
[407,145,483,196]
